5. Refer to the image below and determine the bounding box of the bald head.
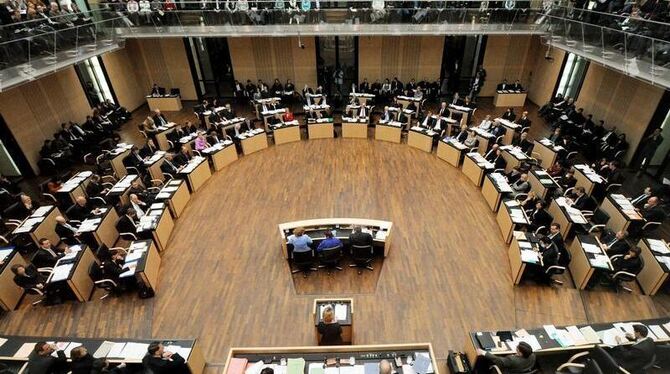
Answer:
[76,196,87,206]
[379,360,392,374]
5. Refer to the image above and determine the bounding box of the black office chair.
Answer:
[291,250,318,278]
[590,346,631,373]
[318,245,343,275]
[349,244,374,274]
[555,351,593,373]
[89,262,118,300]
[610,255,644,293]
[545,264,567,286]
[490,364,538,374]
[581,207,610,233]
[119,232,138,241]
[18,267,53,306]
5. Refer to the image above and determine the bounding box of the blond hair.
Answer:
[323,307,335,323]
[293,227,306,236]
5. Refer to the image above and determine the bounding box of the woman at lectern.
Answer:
[317,307,343,345]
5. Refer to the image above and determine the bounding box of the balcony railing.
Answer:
[0,1,668,90]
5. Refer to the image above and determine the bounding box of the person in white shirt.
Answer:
[129,194,147,218]
[479,115,493,131]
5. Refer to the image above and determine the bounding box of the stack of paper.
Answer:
[14,342,37,358]
[648,239,670,254]
[578,326,601,344]
[50,264,74,282]
[287,358,306,374]
[521,250,540,264]
[582,243,602,254]
[566,326,588,345]
[590,254,611,269]
[93,341,115,358]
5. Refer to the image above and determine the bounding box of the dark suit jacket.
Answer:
[502,112,516,121]
[27,350,67,374]
[349,231,374,247]
[32,247,64,269]
[15,202,41,220]
[614,337,655,373]
[517,117,531,128]
[55,223,77,242]
[530,209,552,229]
[161,160,180,176]
[71,353,96,374]
[456,131,468,143]
[642,206,665,222]
[493,156,507,170]
[153,114,168,126]
[142,353,186,374]
[572,195,590,211]
[485,352,536,374]
[67,203,91,222]
[86,182,104,197]
[614,255,643,274]
[116,215,137,235]
[13,266,43,289]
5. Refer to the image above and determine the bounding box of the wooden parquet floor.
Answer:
[2,99,670,371]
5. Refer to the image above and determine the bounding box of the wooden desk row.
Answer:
[224,343,439,374]
[465,316,670,369]
[0,334,203,374]
[278,218,393,259]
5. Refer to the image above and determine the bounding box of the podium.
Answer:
[314,298,354,345]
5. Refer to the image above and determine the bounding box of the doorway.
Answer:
[185,37,234,99]
[554,52,589,100]
[75,56,117,108]
[440,35,486,97]
[316,36,358,108]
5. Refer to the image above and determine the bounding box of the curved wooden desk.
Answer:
[278,218,393,259]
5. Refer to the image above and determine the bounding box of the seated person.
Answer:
[512,132,533,155]
[55,215,80,245]
[194,133,210,152]
[489,121,506,138]
[517,111,531,128]
[501,107,516,122]
[142,342,187,374]
[476,341,535,373]
[547,223,568,264]
[16,194,41,220]
[463,130,478,149]
[630,186,653,208]
[349,226,373,248]
[511,80,523,91]
[317,230,342,252]
[492,148,506,170]
[528,200,551,228]
[637,196,665,223]
[317,306,343,345]
[85,174,109,198]
[116,208,139,236]
[612,324,656,373]
[71,345,127,374]
[557,169,577,192]
[139,139,158,158]
[380,106,396,123]
[11,264,47,290]
[568,187,590,211]
[600,230,630,257]
[288,227,313,254]
[67,196,96,221]
[611,246,643,275]
[478,115,493,131]
[520,191,539,211]
[511,173,530,196]
[33,238,70,268]
[496,79,510,91]
[174,146,193,167]
[129,194,148,218]
[454,125,469,143]
[484,144,499,162]
[161,153,182,176]
[27,342,67,374]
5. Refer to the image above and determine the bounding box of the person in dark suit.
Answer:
[511,80,523,91]
[15,194,41,220]
[501,108,516,122]
[492,148,506,170]
[638,196,665,222]
[349,226,373,248]
[630,187,653,208]
[489,122,506,139]
[613,324,656,373]
[150,83,161,96]
[11,264,46,290]
[496,79,510,91]
[528,201,552,231]
[537,236,559,284]
[512,132,533,155]
[173,146,192,167]
[67,196,95,222]
[85,174,109,198]
[32,239,69,269]
[570,187,590,211]
[27,342,67,374]
[547,223,570,266]
[116,208,139,236]
[516,111,531,129]
[478,341,536,373]
[124,146,146,172]
[548,128,562,144]
[638,128,664,173]
[612,246,643,274]
[139,139,158,158]
[55,215,80,245]
[437,102,449,118]
[152,109,169,127]
[317,306,343,345]
[455,125,469,143]
[142,342,187,374]
[161,154,182,176]
[601,230,630,257]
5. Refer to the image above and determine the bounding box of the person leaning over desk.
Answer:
[27,342,67,374]
[288,227,313,253]
[612,324,656,373]
[476,341,536,374]
[318,306,344,345]
[142,342,187,374]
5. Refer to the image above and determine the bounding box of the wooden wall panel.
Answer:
[575,63,664,163]
[101,48,146,112]
[481,35,534,97]
[0,67,90,173]
[122,38,198,102]
[527,37,565,106]
[358,36,444,83]
[229,37,317,90]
